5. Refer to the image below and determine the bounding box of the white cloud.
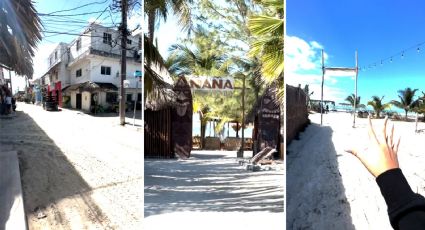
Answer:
[285,36,353,102]
[285,36,327,73]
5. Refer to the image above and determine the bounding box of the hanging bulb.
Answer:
[381,60,383,66]
[418,47,421,53]
[390,57,393,62]
[401,52,404,59]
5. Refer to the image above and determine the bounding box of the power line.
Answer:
[45,0,109,15]
[38,10,107,17]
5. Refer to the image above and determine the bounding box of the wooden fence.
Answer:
[144,108,173,158]
[286,84,309,145]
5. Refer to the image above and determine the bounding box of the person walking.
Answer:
[5,93,12,115]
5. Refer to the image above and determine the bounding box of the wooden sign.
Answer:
[171,76,193,159]
[185,76,234,91]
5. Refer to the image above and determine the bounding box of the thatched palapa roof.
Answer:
[0,0,42,77]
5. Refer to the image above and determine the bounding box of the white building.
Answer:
[0,67,5,86]
[40,23,142,112]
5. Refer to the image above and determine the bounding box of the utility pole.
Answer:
[321,50,324,125]
[238,74,246,158]
[119,0,128,126]
[8,69,13,95]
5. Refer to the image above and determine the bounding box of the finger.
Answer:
[368,116,380,145]
[382,116,388,143]
[390,124,395,149]
[395,137,401,154]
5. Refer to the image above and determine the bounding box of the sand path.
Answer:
[0,102,143,229]
[144,151,285,230]
[287,112,425,229]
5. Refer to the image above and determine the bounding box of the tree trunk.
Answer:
[200,113,206,149]
[236,122,239,138]
[405,110,408,121]
[147,9,156,43]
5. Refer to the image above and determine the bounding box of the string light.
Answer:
[362,41,425,71]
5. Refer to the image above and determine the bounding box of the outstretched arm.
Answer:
[346,117,425,229]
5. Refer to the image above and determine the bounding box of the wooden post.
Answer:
[353,50,358,128]
[321,50,324,126]
[238,74,246,158]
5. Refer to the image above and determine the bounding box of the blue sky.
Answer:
[9,0,140,93]
[286,0,425,111]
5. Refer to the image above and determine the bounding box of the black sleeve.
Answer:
[376,168,425,230]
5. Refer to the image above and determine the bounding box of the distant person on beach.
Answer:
[5,94,12,114]
[346,117,425,229]
[325,105,329,114]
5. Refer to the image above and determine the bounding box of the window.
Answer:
[54,51,57,60]
[103,32,112,45]
[127,39,132,45]
[137,93,141,101]
[126,94,133,102]
[76,38,81,51]
[76,69,82,77]
[101,66,111,75]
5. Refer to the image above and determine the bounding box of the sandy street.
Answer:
[144,151,285,230]
[287,112,425,229]
[0,102,143,229]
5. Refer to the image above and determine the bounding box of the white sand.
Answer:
[287,112,425,229]
[0,103,143,229]
[144,151,285,230]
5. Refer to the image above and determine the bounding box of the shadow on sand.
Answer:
[286,124,355,229]
[144,151,284,217]
[0,111,110,229]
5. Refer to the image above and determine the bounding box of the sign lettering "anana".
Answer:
[186,76,234,91]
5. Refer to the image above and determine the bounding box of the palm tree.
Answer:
[303,84,314,108]
[345,94,364,108]
[0,0,42,77]
[414,91,425,122]
[248,0,284,84]
[144,0,193,43]
[367,96,391,118]
[391,87,419,120]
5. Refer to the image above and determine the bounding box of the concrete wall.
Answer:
[69,61,91,85]
[286,84,309,145]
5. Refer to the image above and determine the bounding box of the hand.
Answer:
[346,116,400,177]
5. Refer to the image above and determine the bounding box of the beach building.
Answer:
[36,24,142,112]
